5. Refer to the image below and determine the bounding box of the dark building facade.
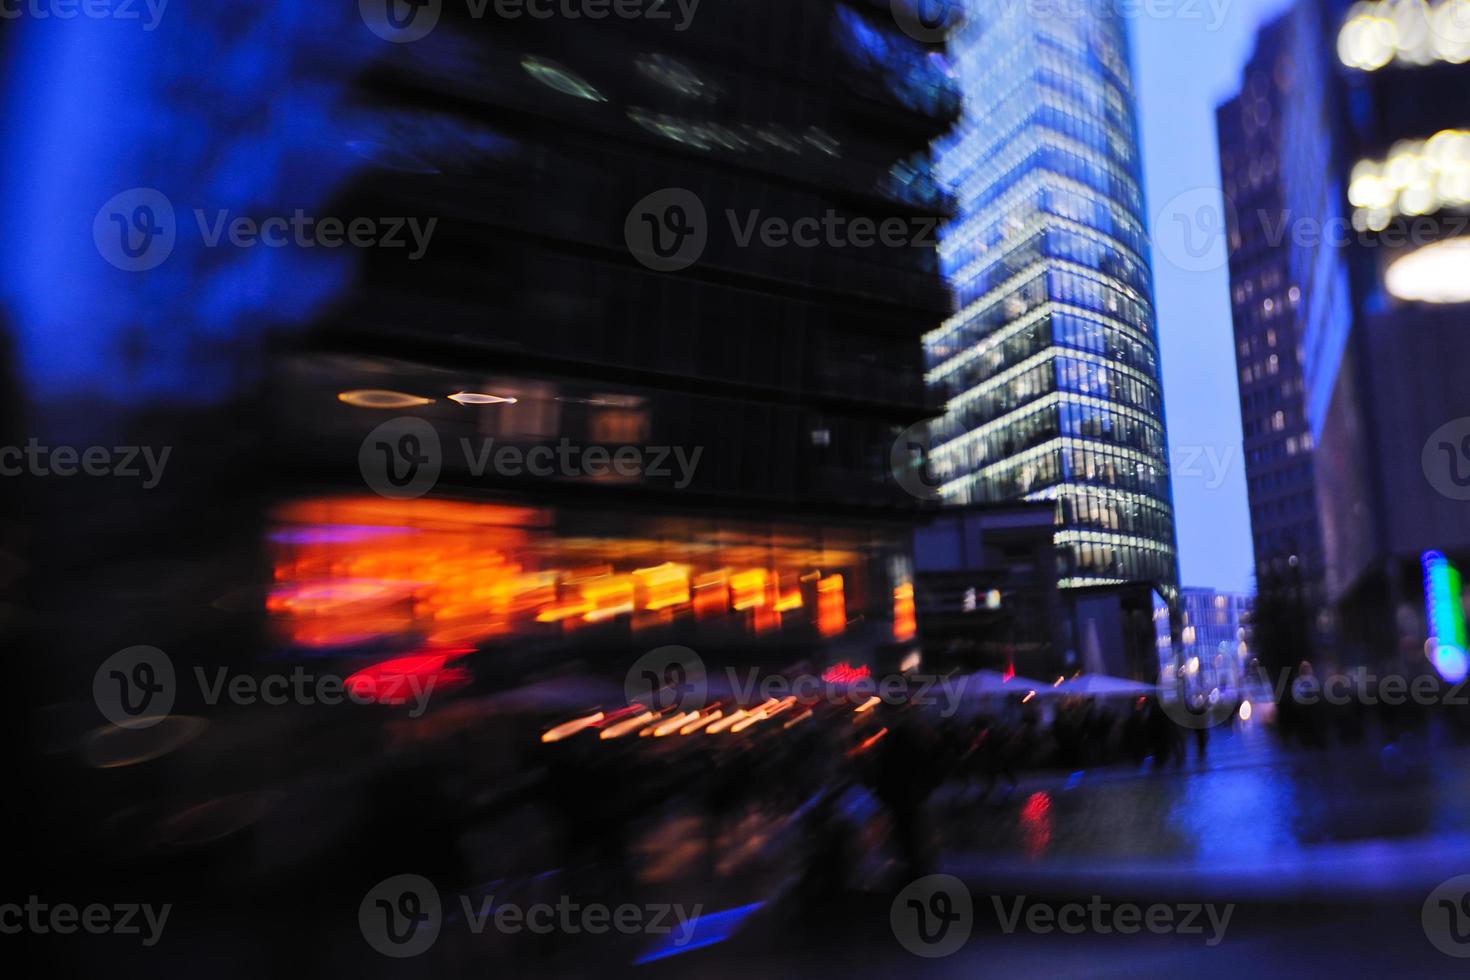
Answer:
[912,502,1062,675]
[268,1,961,671]
[1216,13,1329,626]
[1325,0,1470,664]
[1233,0,1470,668]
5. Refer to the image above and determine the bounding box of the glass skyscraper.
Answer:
[924,3,1178,595]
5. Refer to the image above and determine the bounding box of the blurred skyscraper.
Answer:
[1177,585,1252,691]
[1224,0,1470,667]
[1216,13,1329,630]
[922,0,1178,675]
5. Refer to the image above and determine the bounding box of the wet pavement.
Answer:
[635,729,1470,978]
[937,724,1470,869]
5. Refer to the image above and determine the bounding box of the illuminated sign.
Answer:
[1422,550,1469,682]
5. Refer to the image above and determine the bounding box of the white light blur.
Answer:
[1339,0,1470,70]
[1385,237,1470,303]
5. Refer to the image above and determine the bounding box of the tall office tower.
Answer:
[1231,0,1470,663]
[1216,14,1328,615]
[268,1,960,669]
[1303,0,1470,661]
[922,2,1177,673]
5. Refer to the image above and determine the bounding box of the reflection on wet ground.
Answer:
[940,728,1470,865]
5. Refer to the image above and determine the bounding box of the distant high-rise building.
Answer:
[1178,586,1253,688]
[1216,13,1328,608]
[922,1,1178,675]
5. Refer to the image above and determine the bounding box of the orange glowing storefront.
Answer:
[267,496,917,661]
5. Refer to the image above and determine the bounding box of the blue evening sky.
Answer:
[1133,0,1292,595]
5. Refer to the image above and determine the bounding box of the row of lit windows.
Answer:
[1239,347,1304,385]
[927,312,1050,387]
[946,227,1151,314]
[1231,288,1300,329]
[1057,356,1161,416]
[944,206,1151,305]
[1058,532,1176,587]
[932,261,1156,379]
[930,297,1161,384]
[1247,432,1313,465]
[1044,183,1148,254]
[1049,267,1154,340]
[959,119,1143,216]
[929,271,1050,379]
[932,395,1165,478]
[1036,48,1129,122]
[947,356,1057,430]
[1059,399,1165,456]
[938,175,1149,278]
[942,437,1170,506]
[1242,407,1309,439]
[1054,311,1158,376]
[1035,18,1132,93]
[1058,485,1175,541]
[936,328,1163,426]
[933,400,1063,472]
[1035,77,1136,166]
